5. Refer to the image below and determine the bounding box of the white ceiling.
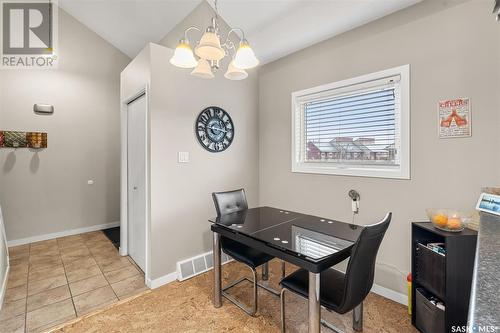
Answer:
[59,0,421,62]
[59,0,202,58]
[211,0,422,64]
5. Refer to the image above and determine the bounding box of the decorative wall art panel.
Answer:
[27,132,48,148]
[0,131,47,148]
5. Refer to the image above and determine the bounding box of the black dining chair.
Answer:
[212,189,284,316]
[279,213,392,332]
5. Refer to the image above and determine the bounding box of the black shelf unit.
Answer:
[411,222,477,333]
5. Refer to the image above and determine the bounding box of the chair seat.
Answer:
[280,268,347,313]
[221,236,274,268]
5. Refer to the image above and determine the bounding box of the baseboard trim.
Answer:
[146,271,178,289]
[0,264,10,311]
[371,283,408,306]
[7,222,120,247]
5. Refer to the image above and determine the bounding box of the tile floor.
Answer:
[0,231,148,333]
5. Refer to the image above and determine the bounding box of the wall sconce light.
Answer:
[34,104,54,114]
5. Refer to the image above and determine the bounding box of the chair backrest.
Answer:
[337,212,391,313]
[212,189,248,216]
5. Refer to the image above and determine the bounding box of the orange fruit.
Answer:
[447,218,462,230]
[432,214,448,228]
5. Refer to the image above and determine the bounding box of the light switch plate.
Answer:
[178,152,189,163]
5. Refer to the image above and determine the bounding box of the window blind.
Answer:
[303,79,401,166]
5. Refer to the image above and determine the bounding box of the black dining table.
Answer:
[209,206,363,333]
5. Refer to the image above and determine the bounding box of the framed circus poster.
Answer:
[438,98,471,138]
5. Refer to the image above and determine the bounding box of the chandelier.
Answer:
[169,0,259,80]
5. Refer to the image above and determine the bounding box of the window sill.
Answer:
[291,163,410,180]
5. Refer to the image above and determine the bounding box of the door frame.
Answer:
[120,85,151,286]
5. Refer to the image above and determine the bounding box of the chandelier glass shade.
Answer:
[191,59,215,79]
[195,30,225,61]
[169,1,259,80]
[233,39,259,69]
[224,61,248,80]
[169,40,197,68]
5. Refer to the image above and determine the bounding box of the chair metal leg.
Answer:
[353,302,363,331]
[280,275,326,332]
[262,262,269,281]
[280,288,287,333]
[222,265,258,316]
[321,320,344,333]
[281,284,362,333]
[252,267,258,315]
[221,261,282,316]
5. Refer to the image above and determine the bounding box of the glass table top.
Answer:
[210,207,362,262]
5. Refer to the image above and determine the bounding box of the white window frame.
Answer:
[291,65,410,179]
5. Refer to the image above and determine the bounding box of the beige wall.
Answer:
[258,0,500,294]
[0,9,130,242]
[149,44,259,278]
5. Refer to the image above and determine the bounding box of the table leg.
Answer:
[262,262,269,281]
[213,232,222,308]
[308,272,321,333]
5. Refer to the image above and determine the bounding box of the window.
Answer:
[292,65,410,179]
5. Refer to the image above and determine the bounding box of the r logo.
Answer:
[2,1,53,55]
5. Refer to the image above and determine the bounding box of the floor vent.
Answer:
[177,251,232,281]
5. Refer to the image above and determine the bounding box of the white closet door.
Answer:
[127,94,147,272]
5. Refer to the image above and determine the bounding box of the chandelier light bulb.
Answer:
[233,39,259,69]
[169,40,197,68]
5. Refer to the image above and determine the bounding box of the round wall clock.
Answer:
[195,106,234,152]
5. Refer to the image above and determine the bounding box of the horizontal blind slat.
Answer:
[306,118,395,132]
[306,107,395,122]
[306,99,395,116]
[307,89,394,108]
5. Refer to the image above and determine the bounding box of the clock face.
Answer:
[195,106,234,152]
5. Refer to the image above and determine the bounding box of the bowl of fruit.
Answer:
[426,209,471,232]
